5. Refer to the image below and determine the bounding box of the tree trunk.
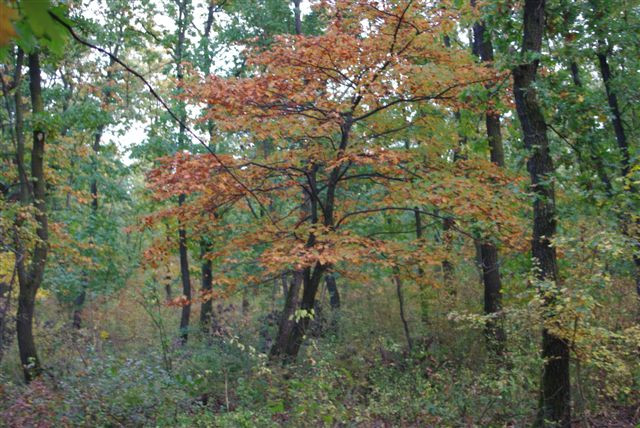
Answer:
[596,44,640,299]
[512,0,571,424]
[178,196,191,344]
[393,267,412,351]
[280,264,325,360]
[269,270,302,361]
[200,239,213,332]
[471,7,507,354]
[324,273,340,310]
[414,208,430,325]
[441,216,455,295]
[16,52,49,383]
[292,0,302,35]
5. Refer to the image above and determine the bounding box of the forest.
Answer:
[0,0,639,426]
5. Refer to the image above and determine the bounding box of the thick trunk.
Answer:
[279,264,325,360]
[512,0,571,424]
[480,242,506,355]
[16,52,48,383]
[269,270,302,361]
[17,287,39,381]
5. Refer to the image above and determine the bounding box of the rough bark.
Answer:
[512,0,571,424]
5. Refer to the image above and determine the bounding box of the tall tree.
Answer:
[15,51,48,383]
[512,0,571,424]
[472,0,506,355]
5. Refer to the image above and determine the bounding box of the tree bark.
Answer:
[16,52,49,383]
[512,0,571,424]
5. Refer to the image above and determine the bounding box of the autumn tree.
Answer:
[146,0,523,362]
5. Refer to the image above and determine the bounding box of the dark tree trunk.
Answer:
[480,242,506,354]
[292,0,302,35]
[269,270,302,361]
[178,196,191,344]
[72,290,85,330]
[175,0,191,344]
[512,0,571,424]
[472,8,507,354]
[414,208,429,325]
[199,239,213,332]
[596,44,640,299]
[279,264,326,360]
[597,45,630,177]
[16,52,48,383]
[324,273,340,310]
[393,267,412,351]
[441,216,455,294]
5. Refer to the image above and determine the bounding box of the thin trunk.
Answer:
[596,44,640,299]
[414,208,429,325]
[199,239,213,332]
[175,0,191,344]
[393,267,412,351]
[472,6,507,354]
[73,127,103,330]
[597,43,630,177]
[178,196,191,344]
[512,0,571,424]
[441,216,455,294]
[17,52,48,383]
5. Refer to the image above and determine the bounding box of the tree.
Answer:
[512,0,571,424]
[15,50,48,383]
[147,0,522,362]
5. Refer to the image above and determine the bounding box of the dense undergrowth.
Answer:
[2,269,638,427]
